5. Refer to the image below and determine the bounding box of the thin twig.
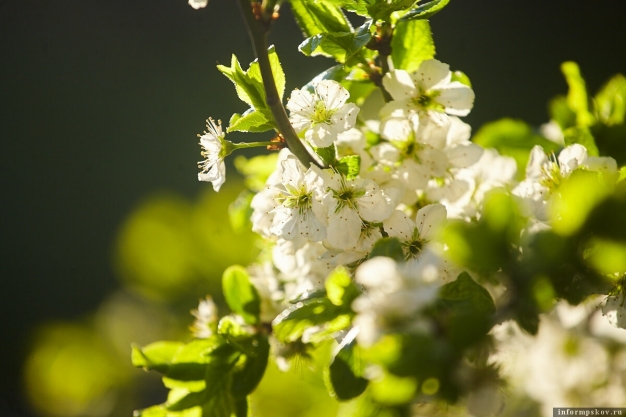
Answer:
[236,0,323,168]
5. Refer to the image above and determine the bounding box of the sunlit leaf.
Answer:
[327,328,368,400]
[390,20,435,73]
[399,0,451,22]
[222,266,262,325]
[290,0,352,37]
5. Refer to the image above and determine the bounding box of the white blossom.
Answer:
[381,59,475,125]
[188,0,208,10]
[320,171,398,250]
[190,296,218,339]
[197,118,228,192]
[602,293,626,329]
[352,256,441,346]
[269,155,327,242]
[287,80,359,148]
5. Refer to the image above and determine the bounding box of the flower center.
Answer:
[412,89,444,113]
[330,179,365,213]
[311,100,333,124]
[539,160,563,190]
[280,186,313,216]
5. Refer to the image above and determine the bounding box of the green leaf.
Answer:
[399,0,451,22]
[437,272,496,349]
[299,21,372,64]
[368,237,405,262]
[336,155,361,179]
[234,397,249,417]
[217,55,266,110]
[549,95,577,130]
[439,272,495,316]
[314,144,338,166]
[563,126,599,156]
[166,389,207,412]
[248,45,286,101]
[304,65,349,91]
[594,73,626,125]
[166,337,226,382]
[272,296,341,342]
[289,0,353,37]
[228,190,253,233]
[561,61,595,127]
[366,0,414,22]
[234,153,279,192]
[327,328,368,400]
[231,335,270,398]
[131,341,183,373]
[227,109,275,133]
[218,47,286,112]
[223,266,261,325]
[133,405,168,417]
[451,70,471,88]
[325,266,360,307]
[443,192,522,275]
[472,118,561,180]
[390,19,435,74]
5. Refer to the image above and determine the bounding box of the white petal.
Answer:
[383,210,415,241]
[558,144,587,174]
[447,143,484,168]
[326,205,362,250]
[526,145,549,180]
[435,82,475,116]
[380,115,418,142]
[412,59,451,91]
[415,204,447,241]
[316,80,349,111]
[383,69,417,101]
[330,103,359,132]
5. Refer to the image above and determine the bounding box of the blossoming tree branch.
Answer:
[132,1,626,416]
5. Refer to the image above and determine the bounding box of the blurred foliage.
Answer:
[114,184,259,303]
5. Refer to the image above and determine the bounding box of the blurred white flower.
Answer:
[188,0,208,9]
[190,296,218,339]
[602,293,626,329]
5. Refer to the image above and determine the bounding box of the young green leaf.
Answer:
[227,109,275,133]
[217,55,266,110]
[222,266,262,325]
[399,0,451,22]
[561,61,595,127]
[563,126,599,156]
[131,341,183,373]
[132,405,168,417]
[336,155,361,180]
[231,335,270,398]
[299,21,372,64]
[327,328,368,400]
[439,272,496,316]
[325,266,360,307]
[247,45,286,101]
[390,20,435,74]
[594,73,626,126]
[366,0,414,22]
[290,0,353,37]
[472,118,560,180]
[272,296,342,342]
[367,237,405,262]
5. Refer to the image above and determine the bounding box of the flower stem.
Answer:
[236,0,324,169]
[233,141,275,149]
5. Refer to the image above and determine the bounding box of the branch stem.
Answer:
[237,0,323,168]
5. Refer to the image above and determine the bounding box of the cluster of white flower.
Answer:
[244,59,503,344]
[197,58,625,351]
[489,300,626,417]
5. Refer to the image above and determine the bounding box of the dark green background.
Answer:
[1,0,625,415]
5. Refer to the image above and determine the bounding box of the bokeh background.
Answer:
[1,1,625,416]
